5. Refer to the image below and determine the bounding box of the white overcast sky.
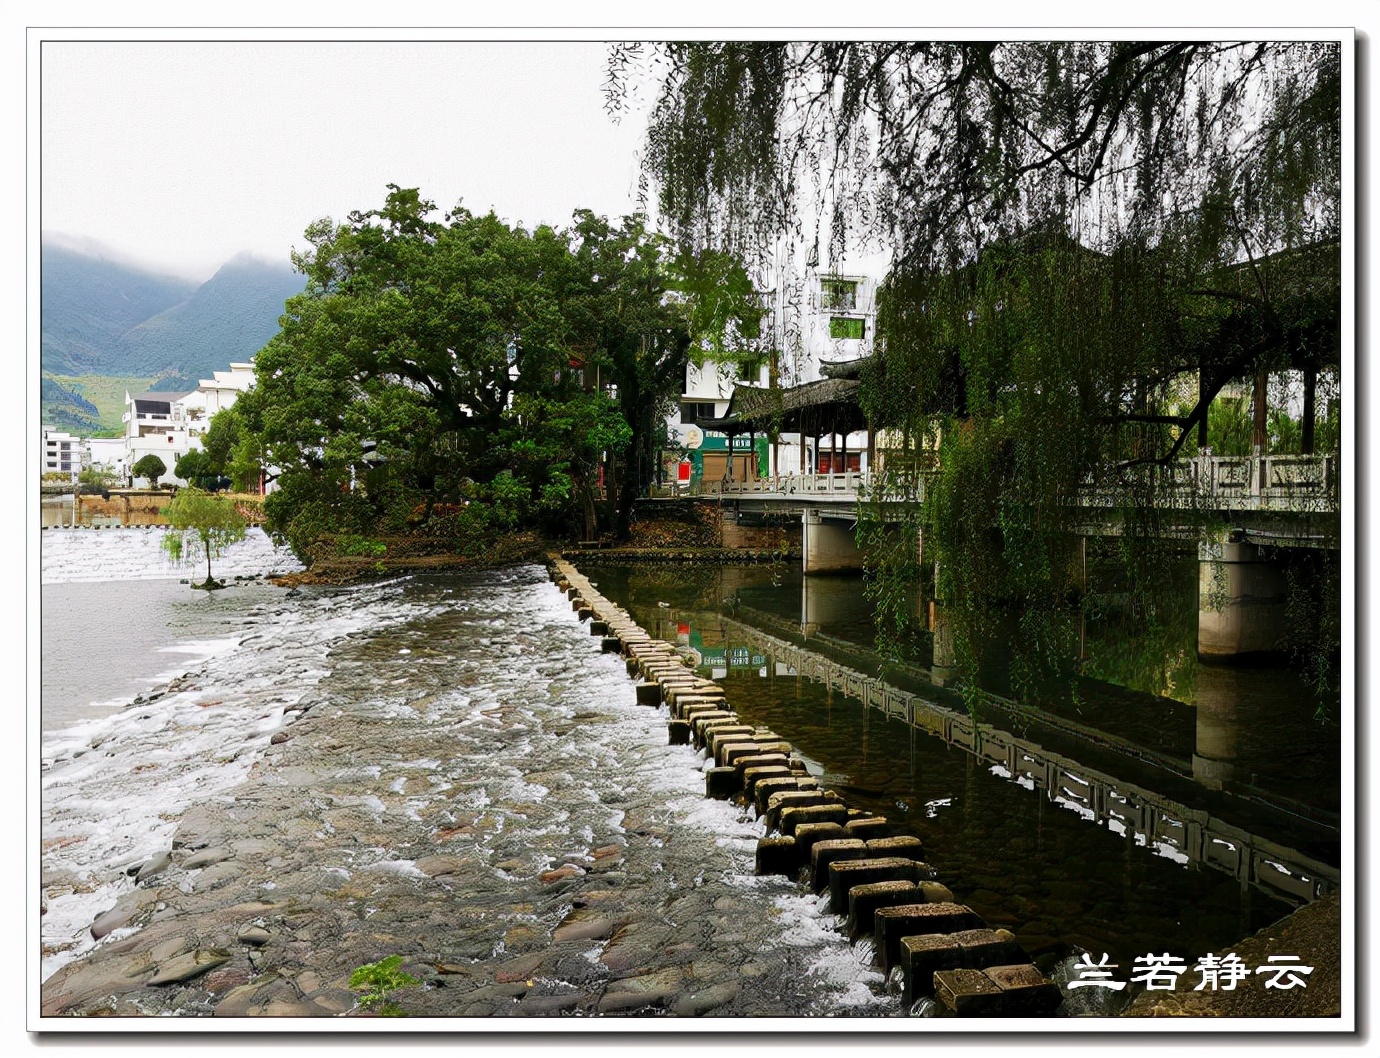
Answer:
[41,39,650,280]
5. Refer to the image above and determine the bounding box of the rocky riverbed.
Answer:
[41,564,891,1019]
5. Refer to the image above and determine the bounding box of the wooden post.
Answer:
[1197,366,1209,448]
[1252,366,1268,455]
[1301,367,1317,455]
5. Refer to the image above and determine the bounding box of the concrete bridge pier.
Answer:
[801,509,863,574]
[1197,535,1288,660]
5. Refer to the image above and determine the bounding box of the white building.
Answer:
[122,361,258,486]
[85,437,128,479]
[40,426,84,483]
[666,263,883,484]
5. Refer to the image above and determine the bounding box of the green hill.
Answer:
[40,239,305,433]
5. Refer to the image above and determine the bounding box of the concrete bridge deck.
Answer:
[657,453,1338,519]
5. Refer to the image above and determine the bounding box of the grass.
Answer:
[48,374,154,434]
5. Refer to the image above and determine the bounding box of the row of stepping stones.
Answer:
[549,561,1064,1017]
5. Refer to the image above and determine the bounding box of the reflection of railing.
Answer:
[715,613,1339,906]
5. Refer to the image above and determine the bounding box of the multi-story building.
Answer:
[122,361,258,485]
[665,264,882,486]
[40,426,84,483]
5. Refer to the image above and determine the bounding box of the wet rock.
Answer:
[191,861,245,892]
[151,935,190,963]
[552,908,614,943]
[181,846,233,870]
[90,903,138,940]
[414,855,472,877]
[494,952,545,983]
[135,850,173,883]
[514,992,586,1015]
[148,948,232,986]
[596,967,685,1013]
[502,925,545,951]
[236,925,271,948]
[674,980,739,1017]
[539,864,585,885]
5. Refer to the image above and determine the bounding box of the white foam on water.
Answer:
[40,566,440,982]
[41,526,302,584]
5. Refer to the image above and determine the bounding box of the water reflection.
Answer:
[582,561,1341,968]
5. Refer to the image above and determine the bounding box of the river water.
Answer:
[39,533,894,1018]
[578,561,1343,994]
[38,533,1341,1019]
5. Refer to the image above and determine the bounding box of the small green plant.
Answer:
[349,955,420,1016]
[337,533,388,557]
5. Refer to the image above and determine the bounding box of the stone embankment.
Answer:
[551,557,1064,1017]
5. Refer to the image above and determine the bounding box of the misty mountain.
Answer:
[42,241,304,381]
[41,244,198,376]
[119,254,304,388]
[41,240,306,429]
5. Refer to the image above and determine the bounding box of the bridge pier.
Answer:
[1192,665,1243,790]
[801,509,863,574]
[1197,536,1288,660]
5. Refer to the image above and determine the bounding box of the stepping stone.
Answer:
[828,857,932,913]
[933,968,1005,1016]
[873,902,983,975]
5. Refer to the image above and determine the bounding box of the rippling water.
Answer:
[39,536,893,1016]
[580,561,1341,979]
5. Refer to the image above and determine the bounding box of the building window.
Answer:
[829,316,866,340]
[821,278,858,311]
[681,402,718,424]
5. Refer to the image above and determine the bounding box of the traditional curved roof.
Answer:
[699,377,868,436]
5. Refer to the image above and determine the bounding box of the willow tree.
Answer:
[612,40,1343,697]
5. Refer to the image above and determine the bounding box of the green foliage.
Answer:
[248,185,760,559]
[335,534,387,557]
[348,955,420,1016]
[162,486,248,586]
[131,454,167,486]
[173,449,224,490]
[77,465,121,494]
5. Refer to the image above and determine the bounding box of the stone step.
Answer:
[900,927,1026,1004]
[828,857,934,914]
[872,903,984,975]
[753,775,821,815]
[932,963,1060,1016]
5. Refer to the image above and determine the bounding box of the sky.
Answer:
[40,39,652,280]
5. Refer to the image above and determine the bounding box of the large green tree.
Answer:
[247,186,761,556]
